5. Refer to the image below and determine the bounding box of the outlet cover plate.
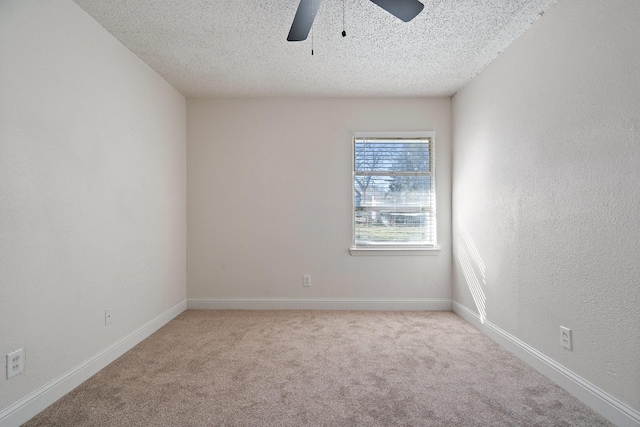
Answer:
[560,326,572,350]
[6,348,25,379]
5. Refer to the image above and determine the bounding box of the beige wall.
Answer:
[452,0,640,413]
[8,0,638,422]
[0,0,186,416]
[187,98,451,305]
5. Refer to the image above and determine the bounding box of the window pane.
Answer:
[354,141,431,173]
[355,210,433,245]
[354,176,431,207]
[352,134,436,248]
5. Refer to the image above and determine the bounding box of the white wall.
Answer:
[0,0,186,417]
[452,0,640,414]
[187,98,451,305]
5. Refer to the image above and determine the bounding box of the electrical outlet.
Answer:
[6,348,25,379]
[560,326,572,350]
[303,275,311,287]
[105,308,112,325]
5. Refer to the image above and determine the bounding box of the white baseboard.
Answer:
[188,298,452,311]
[0,299,187,427]
[452,301,640,427]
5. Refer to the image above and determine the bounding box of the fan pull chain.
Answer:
[342,0,346,37]
[311,0,314,55]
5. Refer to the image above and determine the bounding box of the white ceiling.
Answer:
[73,0,555,97]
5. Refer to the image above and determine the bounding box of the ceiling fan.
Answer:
[287,0,424,41]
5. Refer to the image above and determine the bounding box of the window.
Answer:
[352,131,436,252]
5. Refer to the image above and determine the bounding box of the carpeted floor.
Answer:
[25,310,611,426]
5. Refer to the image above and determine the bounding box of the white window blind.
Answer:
[353,132,436,248]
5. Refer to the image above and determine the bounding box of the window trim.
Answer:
[349,247,441,256]
[351,131,438,254]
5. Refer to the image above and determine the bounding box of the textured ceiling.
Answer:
[73,0,555,97]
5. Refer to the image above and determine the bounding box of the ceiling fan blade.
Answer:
[369,0,424,22]
[287,0,323,42]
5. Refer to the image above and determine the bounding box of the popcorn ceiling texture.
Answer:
[72,0,555,97]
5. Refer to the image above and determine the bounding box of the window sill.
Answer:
[349,247,440,256]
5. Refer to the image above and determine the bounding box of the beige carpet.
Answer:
[25,310,611,426]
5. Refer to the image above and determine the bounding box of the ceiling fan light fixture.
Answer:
[287,0,424,42]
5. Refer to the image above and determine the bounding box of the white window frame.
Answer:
[350,131,439,256]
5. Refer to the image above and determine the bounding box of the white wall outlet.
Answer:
[560,326,572,350]
[303,275,311,287]
[105,308,113,325]
[6,348,25,379]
